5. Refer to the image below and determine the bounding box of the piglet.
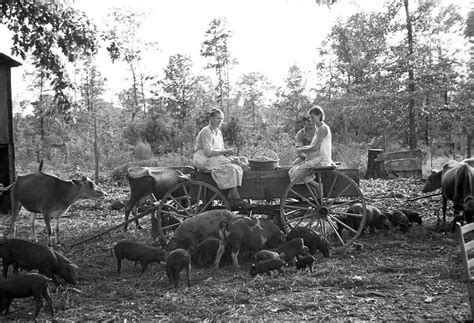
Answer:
[1,239,78,286]
[114,241,167,274]
[287,227,330,258]
[383,210,410,232]
[194,237,220,267]
[295,255,315,272]
[166,248,191,288]
[0,273,54,318]
[398,208,422,225]
[254,250,280,262]
[249,259,287,277]
[272,238,308,262]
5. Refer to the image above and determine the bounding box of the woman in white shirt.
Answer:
[289,105,335,185]
[194,108,252,210]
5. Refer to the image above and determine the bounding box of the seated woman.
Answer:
[193,108,252,210]
[289,105,335,188]
[291,116,316,166]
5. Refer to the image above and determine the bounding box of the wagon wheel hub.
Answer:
[315,206,329,219]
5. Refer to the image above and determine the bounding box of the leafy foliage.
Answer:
[1,0,97,113]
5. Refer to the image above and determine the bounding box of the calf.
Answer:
[423,158,474,224]
[228,217,285,269]
[114,241,166,274]
[249,259,287,277]
[166,248,191,288]
[124,167,191,232]
[0,273,54,318]
[286,227,330,258]
[166,209,236,269]
[1,239,78,286]
[0,171,106,246]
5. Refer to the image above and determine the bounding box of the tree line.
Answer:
[2,0,471,179]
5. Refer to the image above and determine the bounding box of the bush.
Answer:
[134,140,153,160]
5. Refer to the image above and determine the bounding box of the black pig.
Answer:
[166,248,191,288]
[383,210,410,232]
[114,241,167,274]
[1,239,78,285]
[398,208,422,225]
[249,259,287,277]
[194,237,220,267]
[295,255,315,272]
[272,238,307,262]
[0,273,54,318]
[287,227,330,258]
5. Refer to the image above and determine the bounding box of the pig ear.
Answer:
[70,263,80,271]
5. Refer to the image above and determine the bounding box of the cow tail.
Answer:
[0,183,14,194]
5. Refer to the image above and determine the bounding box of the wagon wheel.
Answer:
[151,180,230,243]
[279,169,367,252]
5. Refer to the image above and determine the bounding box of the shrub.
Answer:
[134,140,153,160]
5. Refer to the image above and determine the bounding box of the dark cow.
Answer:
[422,159,474,224]
[124,166,191,233]
[0,172,106,246]
[228,217,285,269]
[166,209,237,269]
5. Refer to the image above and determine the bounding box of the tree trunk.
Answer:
[404,0,417,150]
[93,112,100,182]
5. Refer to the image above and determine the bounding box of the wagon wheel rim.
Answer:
[279,169,366,252]
[152,180,230,243]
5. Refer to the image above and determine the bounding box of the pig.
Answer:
[1,239,78,285]
[286,227,330,258]
[114,241,167,274]
[193,237,220,267]
[272,238,308,262]
[337,204,391,234]
[383,210,410,232]
[249,259,287,277]
[166,248,191,288]
[398,208,422,225]
[0,273,54,318]
[254,250,280,262]
[166,210,236,269]
[295,255,315,272]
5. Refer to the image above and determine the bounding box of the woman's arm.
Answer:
[201,129,232,157]
[297,126,328,153]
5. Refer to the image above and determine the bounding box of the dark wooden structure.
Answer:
[0,53,21,213]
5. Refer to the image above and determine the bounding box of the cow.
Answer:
[166,209,237,270]
[0,172,106,247]
[227,217,286,269]
[422,159,474,225]
[124,166,191,233]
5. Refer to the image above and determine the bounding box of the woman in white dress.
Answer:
[289,105,335,185]
[193,108,252,210]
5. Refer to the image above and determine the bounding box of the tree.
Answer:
[78,59,106,181]
[274,65,311,132]
[201,18,237,115]
[1,0,97,113]
[103,7,154,121]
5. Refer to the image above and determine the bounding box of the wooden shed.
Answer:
[0,53,21,214]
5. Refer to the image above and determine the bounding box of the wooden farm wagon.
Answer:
[150,150,367,252]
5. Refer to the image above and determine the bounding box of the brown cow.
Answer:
[124,166,191,232]
[0,172,106,246]
[423,159,474,224]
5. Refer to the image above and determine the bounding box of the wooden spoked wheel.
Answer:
[279,169,367,252]
[151,180,230,243]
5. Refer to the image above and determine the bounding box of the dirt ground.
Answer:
[1,177,472,321]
